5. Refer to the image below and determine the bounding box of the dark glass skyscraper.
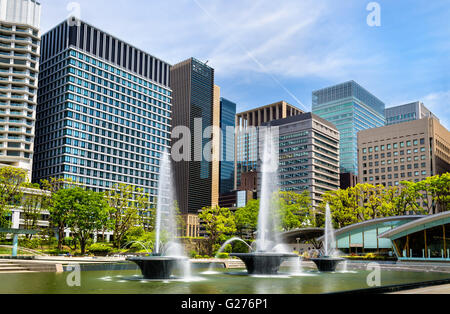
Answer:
[170,58,217,214]
[219,97,236,195]
[312,81,385,176]
[33,20,172,203]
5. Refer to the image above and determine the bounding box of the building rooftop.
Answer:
[237,101,303,116]
[263,112,338,131]
[379,211,450,240]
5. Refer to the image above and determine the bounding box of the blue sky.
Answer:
[40,0,449,128]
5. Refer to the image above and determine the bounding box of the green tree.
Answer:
[320,188,359,228]
[105,184,141,249]
[50,187,77,250]
[393,181,422,214]
[422,174,450,213]
[0,167,27,227]
[65,188,110,254]
[41,177,74,249]
[198,206,236,256]
[20,183,51,238]
[135,191,155,232]
[235,199,259,240]
[278,191,313,229]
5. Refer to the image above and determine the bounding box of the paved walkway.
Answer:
[391,284,450,294]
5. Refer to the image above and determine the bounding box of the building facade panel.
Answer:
[170,58,215,214]
[235,101,303,190]
[312,81,385,176]
[264,113,340,208]
[219,97,236,195]
[358,117,450,213]
[385,101,438,126]
[33,20,172,204]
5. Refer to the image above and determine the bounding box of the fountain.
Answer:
[310,203,344,272]
[127,150,187,280]
[230,128,297,275]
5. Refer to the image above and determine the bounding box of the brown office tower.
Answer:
[170,58,219,214]
[235,101,304,190]
[358,117,450,212]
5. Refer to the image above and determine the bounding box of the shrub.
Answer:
[217,253,229,259]
[88,243,113,255]
[189,250,198,258]
[232,241,252,254]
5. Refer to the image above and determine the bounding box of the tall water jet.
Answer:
[256,127,281,252]
[310,203,344,272]
[324,203,337,257]
[230,127,297,275]
[154,151,180,256]
[127,150,187,279]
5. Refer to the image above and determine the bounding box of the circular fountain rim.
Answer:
[309,257,346,261]
[230,252,299,258]
[126,256,188,261]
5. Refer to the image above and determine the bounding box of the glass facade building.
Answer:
[380,212,450,261]
[170,58,216,213]
[385,101,438,126]
[264,113,340,208]
[235,102,303,190]
[219,97,236,195]
[312,81,385,176]
[32,20,172,203]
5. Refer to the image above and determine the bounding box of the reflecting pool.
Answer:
[1,265,449,294]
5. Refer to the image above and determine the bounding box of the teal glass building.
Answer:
[312,81,385,176]
[219,97,236,195]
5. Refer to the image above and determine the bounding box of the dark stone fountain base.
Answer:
[230,252,298,275]
[127,256,187,280]
[310,257,345,272]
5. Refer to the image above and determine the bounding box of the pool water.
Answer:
[1,266,449,294]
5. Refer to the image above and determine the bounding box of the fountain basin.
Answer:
[230,252,298,275]
[310,257,345,272]
[127,256,187,279]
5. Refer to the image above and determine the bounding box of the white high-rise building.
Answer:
[0,0,41,177]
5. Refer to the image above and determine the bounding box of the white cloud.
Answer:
[38,0,449,116]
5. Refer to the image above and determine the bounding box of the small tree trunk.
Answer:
[80,239,86,255]
[58,227,64,251]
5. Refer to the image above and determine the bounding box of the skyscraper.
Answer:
[263,113,340,208]
[0,0,41,177]
[312,80,385,181]
[170,58,218,214]
[219,97,236,195]
[385,101,438,126]
[235,101,303,190]
[33,20,172,203]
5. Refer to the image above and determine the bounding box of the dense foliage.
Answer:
[0,165,448,257]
